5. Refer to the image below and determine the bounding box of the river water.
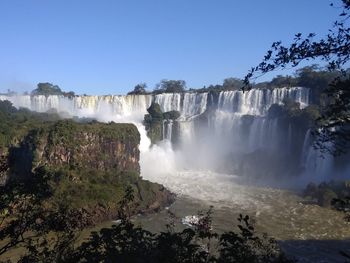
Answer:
[135,169,350,263]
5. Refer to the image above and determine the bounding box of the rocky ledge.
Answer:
[4,118,174,226]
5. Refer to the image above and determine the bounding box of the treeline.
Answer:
[1,65,342,97]
[0,100,61,149]
[127,79,187,95]
[128,65,343,97]
[2,82,75,97]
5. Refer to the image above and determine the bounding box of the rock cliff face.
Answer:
[10,120,140,179]
[5,119,174,226]
[143,102,181,145]
[41,121,140,173]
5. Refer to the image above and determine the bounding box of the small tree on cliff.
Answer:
[243,0,350,156]
[128,83,148,95]
[154,79,186,93]
[31,82,63,96]
[223,77,244,90]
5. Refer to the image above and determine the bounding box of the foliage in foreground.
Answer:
[0,178,293,263]
[64,214,291,263]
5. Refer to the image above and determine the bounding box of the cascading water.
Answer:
[154,93,181,113]
[0,86,338,186]
[300,129,334,184]
[216,87,308,116]
[154,92,208,119]
[181,93,208,119]
[163,120,173,141]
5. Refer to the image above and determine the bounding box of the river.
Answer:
[136,169,350,262]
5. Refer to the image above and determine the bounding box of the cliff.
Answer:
[0,106,174,225]
[27,121,140,175]
[143,102,180,145]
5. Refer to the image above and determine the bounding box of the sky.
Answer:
[0,0,341,95]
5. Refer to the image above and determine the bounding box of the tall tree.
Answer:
[128,83,148,95]
[223,78,244,90]
[31,83,63,96]
[155,80,186,93]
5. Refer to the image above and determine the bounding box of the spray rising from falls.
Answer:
[0,87,341,201]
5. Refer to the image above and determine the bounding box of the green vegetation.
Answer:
[127,83,150,95]
[222,77,244,90]
[8,122,147,212]
[46,119,140,147]
[48,167,127,208]
[163,110,181,120]
[127,80,186,95]
[31,82,63,96]
[68,212,292,263]
[0,100,61,150]
[125,66,340,96]
[146,102,163,120]
[144,103,163,144]
[0,180,292,262]
[0,101,176,261]
[36,166,168,215]
[31,82,75,97]
[153,79,187,94]
[0,100,170,225]
[191,66,344,103]
[143,102,180,144]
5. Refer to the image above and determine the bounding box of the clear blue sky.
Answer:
[0,0,340,95]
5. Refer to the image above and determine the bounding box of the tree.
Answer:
[223,78,244,90]
[0,169,292,262]
[128,83,148,95]
[243,0,350,156]
[63,91,76,98]
[0,168,80,260]
[269,75,298,88]
[155,80,186,93]
[31,83,63,96]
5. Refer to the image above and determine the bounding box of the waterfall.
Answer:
[2,86,343,185]
[154,93,181,113]
[248,118,267,152]
[163,120,173,141]
[154,92,208,119]
[216,87,309,116]
[0,94,153,121]
[181,92,208,119]
[210,87,309,157]
[300,129,334,184]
